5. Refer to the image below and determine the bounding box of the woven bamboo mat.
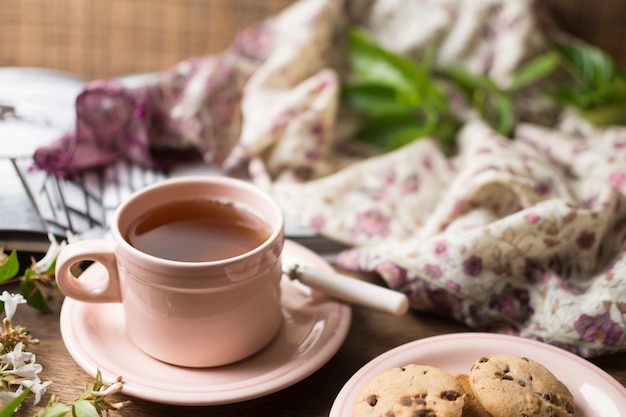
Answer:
[0,0,624,80]
[0,0,294,80]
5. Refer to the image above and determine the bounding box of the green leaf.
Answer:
[343,27,459,149]
[547,40,626,124]
[553,41,620,88]
[37,403,72,417]
[509,52,560,91]
[342,81,400,100]
[341,82,415,117]
[72,400,99,417]
[46,257,57,275]
[347,28,428,98]
[354,114,427,149]
[355,109,458,150]
[576,103,626,126]
[0,388,30,417]
[490,93,515,136]
[0,250,20,282]
[21,277,53,314]
[440,67,500,94]
[548,87,591,108]
[441,68,515,136]
[357,124,429,150]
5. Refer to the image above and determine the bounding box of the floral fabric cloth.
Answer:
[33,0,626,357]
[278,118,626,357]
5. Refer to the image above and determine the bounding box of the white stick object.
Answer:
[285,263,410,316]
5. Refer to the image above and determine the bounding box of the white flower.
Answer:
[91,380,124,396]
[19,379,52,405]
[0,342,34,369]
[0,386,23,405]
[5,362,43,381]
[3,344,43,381]
[0,291,27,320]
[35,232,66,273]
[0,343,53,406]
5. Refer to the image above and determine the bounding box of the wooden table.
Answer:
[8,259,626,417]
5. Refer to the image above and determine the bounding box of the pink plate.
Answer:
[330,332,626,417]
[60,240,351,406]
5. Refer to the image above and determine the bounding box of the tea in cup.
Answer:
[55,176,285,367]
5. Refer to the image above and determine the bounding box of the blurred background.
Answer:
[0,0,624,252]
[0,0,624,80]
[0,0,294,79]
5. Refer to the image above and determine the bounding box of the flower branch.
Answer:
[0,238,128,416]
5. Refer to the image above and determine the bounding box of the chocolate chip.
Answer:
[501,374,513,381]
[366,395,378,406]
[522,357,530,362]
[565,402,574,414]
[441,390,460,401]
[413,411,436,417]
[400,396,412,406]
[518,379,526,387]
[478,357,489,363]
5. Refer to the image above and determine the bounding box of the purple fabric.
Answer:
[33,22,272,177]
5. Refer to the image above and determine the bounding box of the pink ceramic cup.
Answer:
[55,176,285,368]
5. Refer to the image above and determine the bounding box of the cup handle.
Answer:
[55,239,122,303]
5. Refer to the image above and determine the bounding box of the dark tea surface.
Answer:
[126,199,272,262]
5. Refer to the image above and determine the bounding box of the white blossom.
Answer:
[35,232,66,273]
[0,337,54,407]
[0,291,27,320]
[19,379,52,405]
[90,380,124,396]
[0,342,34,369]
[0,386,23,405]
[5,362,43,381]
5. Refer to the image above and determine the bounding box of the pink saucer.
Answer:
[60,240,351,405]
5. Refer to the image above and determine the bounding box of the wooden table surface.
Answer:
[8,258,626,417]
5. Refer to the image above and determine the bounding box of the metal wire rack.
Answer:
[9,156,166,240]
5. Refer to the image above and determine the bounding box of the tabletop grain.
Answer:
[8,268,626,417]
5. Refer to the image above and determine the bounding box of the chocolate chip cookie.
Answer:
[353,364,465,417]
[454,373,491,417]
[469,354,575,417]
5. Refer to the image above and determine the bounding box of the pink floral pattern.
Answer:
[320,120,626,357]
